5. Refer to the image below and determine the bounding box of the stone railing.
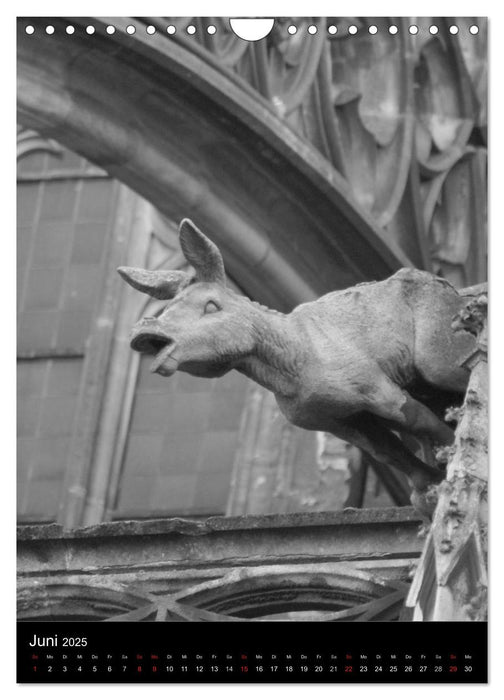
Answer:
[18,507,422,622]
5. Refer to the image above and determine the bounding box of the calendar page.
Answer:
[16,16,488,684]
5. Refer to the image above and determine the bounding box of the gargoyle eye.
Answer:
[204,300,220,314]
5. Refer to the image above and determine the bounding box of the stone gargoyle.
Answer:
[118,219,476,504]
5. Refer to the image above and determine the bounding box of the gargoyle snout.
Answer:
[130,319,174,355]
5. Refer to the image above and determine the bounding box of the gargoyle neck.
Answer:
[236,312,303,397]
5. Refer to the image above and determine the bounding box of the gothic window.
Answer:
[17,133,118,522]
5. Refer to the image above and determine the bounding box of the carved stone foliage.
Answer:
[167,17,487,288]
[406,292,488,620]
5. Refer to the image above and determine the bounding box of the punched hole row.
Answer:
[24,23,481,37]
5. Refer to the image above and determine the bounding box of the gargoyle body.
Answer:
[119,219,476,496]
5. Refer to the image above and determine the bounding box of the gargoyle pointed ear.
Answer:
[117,267,193,300]
[179,219,226,285]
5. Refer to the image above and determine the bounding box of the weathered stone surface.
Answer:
[18,505,421,540]
[18,508,423,586]
[18,508,422,622]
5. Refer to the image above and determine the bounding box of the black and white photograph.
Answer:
[16,15,488,683]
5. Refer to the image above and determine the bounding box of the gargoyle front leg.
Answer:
[330,414,443,492]
[365,376,454,445]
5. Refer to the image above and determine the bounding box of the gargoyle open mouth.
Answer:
[131,332,169,354]
[130,333,179,376]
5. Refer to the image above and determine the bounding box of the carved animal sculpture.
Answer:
[118,219,476,498]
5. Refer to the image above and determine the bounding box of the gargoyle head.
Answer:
[118,219,255,377]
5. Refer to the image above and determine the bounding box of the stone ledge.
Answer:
[17,506,420,541]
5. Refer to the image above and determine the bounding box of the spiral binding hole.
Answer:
[22,21,480,40]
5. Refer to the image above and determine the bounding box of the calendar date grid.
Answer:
[28,648,476,678]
